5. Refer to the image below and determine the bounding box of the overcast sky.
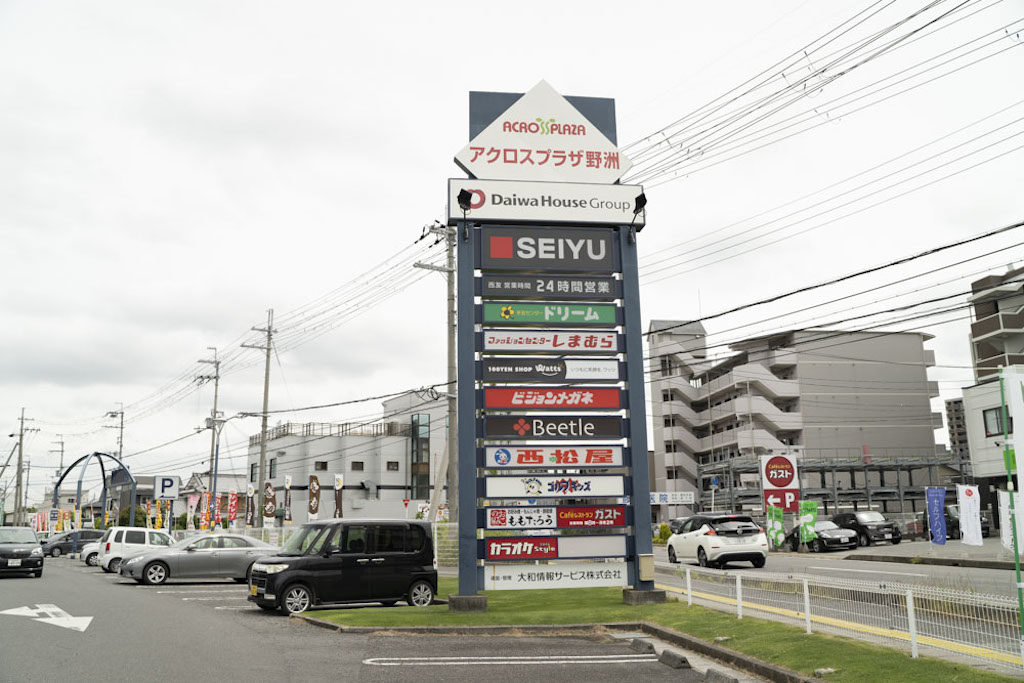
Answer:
[2,1,1022,504]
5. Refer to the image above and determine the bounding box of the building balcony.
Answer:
[768,347,797,368]
[971,311,1024,342]
[977,353,1024,380]
[708,364,800,400]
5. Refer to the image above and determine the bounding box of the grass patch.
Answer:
[313,577,1012,681]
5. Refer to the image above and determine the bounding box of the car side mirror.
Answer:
[186,545,196,552]
[324,546,342,556]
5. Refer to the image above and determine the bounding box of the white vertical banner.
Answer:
[998,490,1024,551]
[957,484,984,546]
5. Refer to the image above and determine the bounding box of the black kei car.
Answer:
[0,527,45,578]
[832,511,902,546]
[248,519,437,615]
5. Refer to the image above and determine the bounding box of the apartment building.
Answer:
[649,322,950,520]
[945,398,969,462]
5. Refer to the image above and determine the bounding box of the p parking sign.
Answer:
[154,475,180,501]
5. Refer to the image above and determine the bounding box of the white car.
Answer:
[96,527,173,573]
[667,513,768,569]
[81,542,101,566]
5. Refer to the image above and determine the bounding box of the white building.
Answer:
[244,391,448,522]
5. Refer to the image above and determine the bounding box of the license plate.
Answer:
[8,559,21,567]
[884,534,892,539]
[250,584,257,596]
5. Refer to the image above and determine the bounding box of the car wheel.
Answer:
[281,584,313,615]
[892,536,901,545]
[33,570,42,578]
[407,580,434,607]
[751,556,766,569]
[858,533,869,547]
[811,539,823,553]
[143,562,168,585]
[790,537,799,552]
[86,553,98,567]
[667,545,678,564]
[51,547,62,558]
[108,558,122,574]
[697,547,711,568]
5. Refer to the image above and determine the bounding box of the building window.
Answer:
[662,391,671,402]
[314,461,328,471]
[983,408,1013,437]
[387,461,399,472]
[250,463,257,482]
[351,461,364,472]
[269,458,277,479]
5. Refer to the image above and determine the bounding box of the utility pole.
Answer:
[50,436,65,483]
[242,309,274,528]
[106,403,124,460]
[198,347,222,527]
[414,221,458,523]
[14,408,38,526]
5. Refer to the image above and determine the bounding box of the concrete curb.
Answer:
[849,554,1014,570]
[289,615,821,683]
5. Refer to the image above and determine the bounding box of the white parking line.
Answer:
[214,606,254,611]
[807,566,928,577]
[364,654,660,666]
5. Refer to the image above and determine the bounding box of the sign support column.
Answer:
[620,226,657,596]
[453,219,486,608]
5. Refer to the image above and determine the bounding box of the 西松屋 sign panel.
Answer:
[480,274,621,300]
[484,474,625,498]
[480,330,622,354]
[484,534,626,561]
[448,179,644,226]
[454,80,633,184]
[482,302,620,326]
[484,505,627,530]
[479,226,618,272]
[482,387,623,410]
[482,445,624,468]
[483,560,628,590]
[481,358,623,383]
[482,415,624,440]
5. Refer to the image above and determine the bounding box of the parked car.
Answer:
[41,530,105,557]
[920,505,992,540]
[668,517,690,535]
[832,511,902,546]
[120,534,276,585]
[783,520,857,552]
[248,519,437,615]
[666,513,768,568]
[97,526,174,573]
[80,542,101,567]
[0,527,45,578]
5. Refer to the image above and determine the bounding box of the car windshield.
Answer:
[278,526,327,556]
[815,521,839,531]
[0,528,39,544]
[855,511,886,523]
[709,516,757,531]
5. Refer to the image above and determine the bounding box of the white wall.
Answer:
[963,382,1008,478]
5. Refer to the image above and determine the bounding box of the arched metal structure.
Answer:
[52,451,137,555]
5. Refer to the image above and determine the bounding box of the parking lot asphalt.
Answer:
[0,557,756,682]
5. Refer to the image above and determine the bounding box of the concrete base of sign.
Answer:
[448,594,488,613]
[622,589,667,605]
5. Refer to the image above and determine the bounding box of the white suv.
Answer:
[667,513,768,569]
[97,527,173,573]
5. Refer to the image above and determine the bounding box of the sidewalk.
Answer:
[850,535,1019,570]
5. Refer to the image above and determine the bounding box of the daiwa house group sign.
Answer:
[450,80,656,602]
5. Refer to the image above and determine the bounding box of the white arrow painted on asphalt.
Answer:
[0,604,93,632]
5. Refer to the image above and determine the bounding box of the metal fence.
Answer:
[673,566,1023,673]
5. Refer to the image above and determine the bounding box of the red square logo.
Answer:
[490,236,513,259]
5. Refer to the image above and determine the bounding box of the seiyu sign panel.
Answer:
[479,275,620,300]
[480,330,622,354]
[448,179,645,226]
[484,475,625,498]
[482,415,625,440]
[481,302,620,326]
[482,387,623,410]
[483,560,628,590]
[483,505,627,529]
[479,446,622,466]
[479,226,618,272]
[482,445,625,468]
[481,358,623,383]
[484,535,626,561]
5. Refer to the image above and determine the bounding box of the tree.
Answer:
[117,506,148,527]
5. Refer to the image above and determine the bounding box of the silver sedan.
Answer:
[119,534,277,585]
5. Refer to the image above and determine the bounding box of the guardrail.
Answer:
[668,566,1022,673]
